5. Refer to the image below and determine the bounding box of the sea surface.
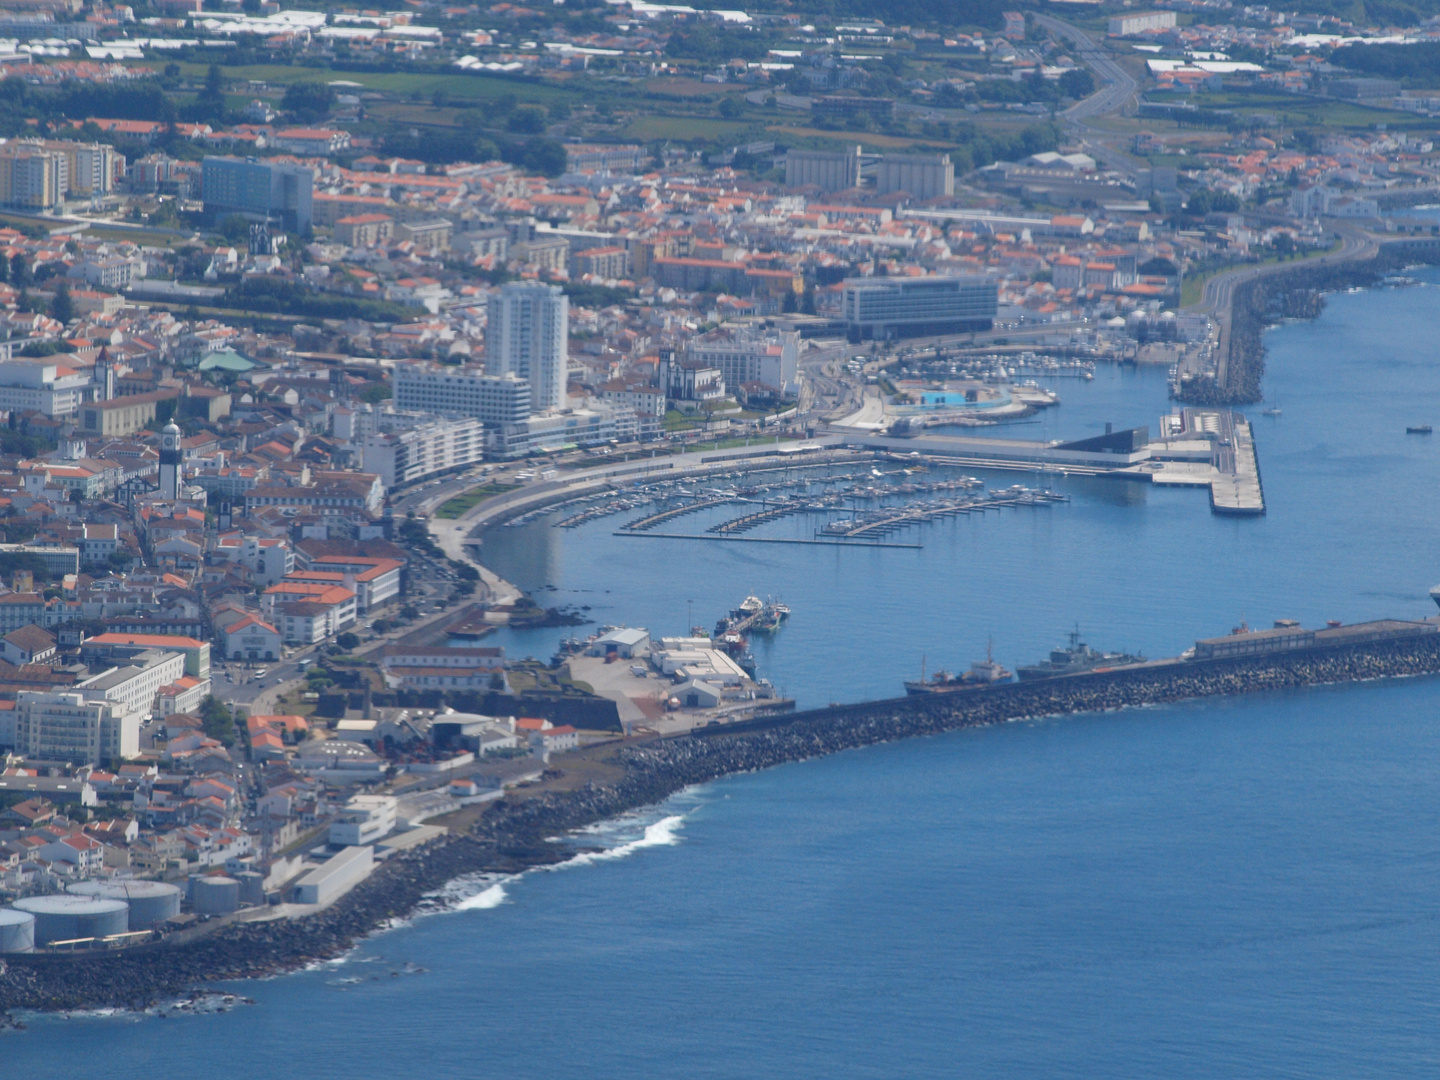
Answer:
[7,273,1440,1076]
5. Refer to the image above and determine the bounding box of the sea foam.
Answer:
[549,814,686,870]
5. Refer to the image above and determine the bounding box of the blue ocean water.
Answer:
[486,272,1440,706]
[6,275,1440,1075]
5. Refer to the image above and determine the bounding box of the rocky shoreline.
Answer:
[4,633,1440,1016]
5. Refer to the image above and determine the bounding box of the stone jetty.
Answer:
[4,631,1440,1014]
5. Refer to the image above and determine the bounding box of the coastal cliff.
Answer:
[5,631,1440,1014]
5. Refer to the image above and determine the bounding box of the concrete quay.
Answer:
[841,409,1265,516]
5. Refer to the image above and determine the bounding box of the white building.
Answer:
[77,650,188,724]
[329,795,397,846]
[487,282,568,413]
[215,535,294,586]
[0,360,91,417]
[292,844,374,904]
[684,329,800,396]
[15,690,139,764]
[361,415,484,488]
[218,613,282,661]
[1107,10,1176,34]
[392,364,531,424]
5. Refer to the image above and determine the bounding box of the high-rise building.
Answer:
[486,282,569,414]
[202,156,313,232]
[0,140,119,209]
[158,419,181,500]
[14,690,137,764]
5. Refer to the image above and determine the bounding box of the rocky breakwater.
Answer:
[6,631,1440,1015]
[464,631,1440,850]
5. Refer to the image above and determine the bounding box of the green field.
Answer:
[157,61,585,105]
[624,116,755,141]
[435,483,518,519]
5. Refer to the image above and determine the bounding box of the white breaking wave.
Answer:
[548,814,686,870]
[454,881,508,910]
[426,811,690,918]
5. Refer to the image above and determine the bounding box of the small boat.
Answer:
[1262,406,1281,418]
[1407,425,1433,434]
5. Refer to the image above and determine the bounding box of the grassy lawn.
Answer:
[154,60,585,105]
[664,409,700,432]
[80,224,199,247]
[435,483,519,519]
[624,115,754,141]
[695,434,804,452]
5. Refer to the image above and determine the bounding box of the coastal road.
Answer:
[1195,221,1379,388]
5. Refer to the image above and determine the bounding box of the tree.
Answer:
[10,253,29,287]
[1059,68,1095,98]
[359,382,392,403]
[336,632,360,650]
[506,105,548,134]
[281,82,335,123]
[198,695,237,746]
[218,214,250,244]
[50,282,72,325]
[717,96,742,119]
[195,63,227,123]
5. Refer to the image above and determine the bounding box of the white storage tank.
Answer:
[191,876,240,916]
[68,880,182,930]
[13,895,128,946]
[0,908,35,953]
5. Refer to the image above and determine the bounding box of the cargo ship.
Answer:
[1016,628,1144,680]
[904,644,1013,695]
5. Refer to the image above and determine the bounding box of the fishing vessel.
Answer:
[1016,627,1144,680]
[904,644,1013,695]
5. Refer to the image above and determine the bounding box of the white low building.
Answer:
[585,628,650,658]
[328,794,398,846]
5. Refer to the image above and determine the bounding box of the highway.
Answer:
[1031,14,1144,182]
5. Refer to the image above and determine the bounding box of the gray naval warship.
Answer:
[1016,627,1145,680]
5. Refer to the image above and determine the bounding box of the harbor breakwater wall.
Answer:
[1186,243,1440,407]
[6,631,1440,1013]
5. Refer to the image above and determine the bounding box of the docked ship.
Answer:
[715,595,791,638]
[904,645,1013,695]
[1016,628,1144,680]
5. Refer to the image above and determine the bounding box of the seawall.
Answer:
[5,631,1440,1013]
